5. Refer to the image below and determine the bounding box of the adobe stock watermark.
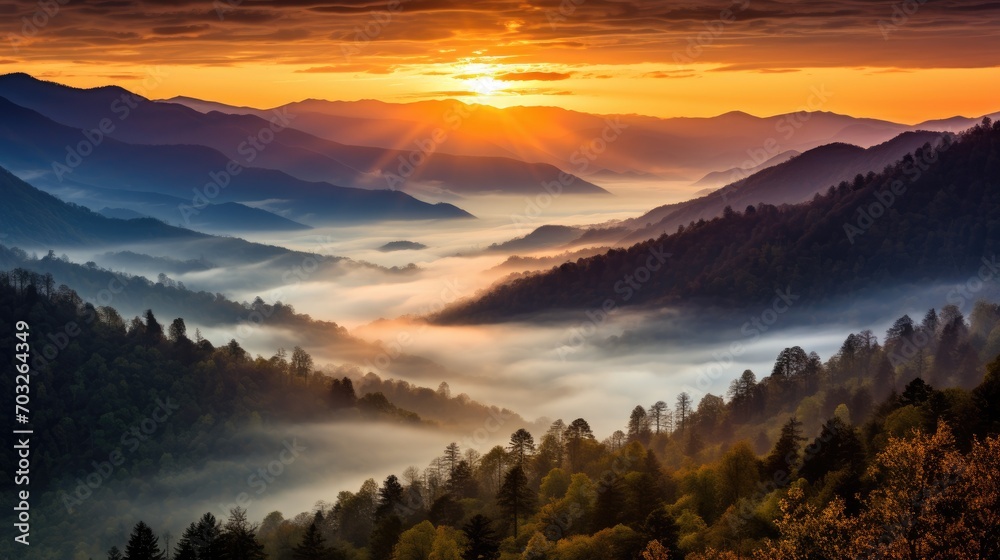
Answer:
[878,0,929,40]
[672,0,750,64]
[512,117,628,233]
[556,245,670,360]
[218,439,306,514]
[843,137,950,244]
[51,67,168,182]
[60,396,180,513]
[684,286,799,399]
[6,0,70,53]
[178,107,295,224]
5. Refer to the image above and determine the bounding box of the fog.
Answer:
[36,176,1000,537]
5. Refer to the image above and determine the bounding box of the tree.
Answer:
[606,430,626,451]
[123,521,165,560]
[461,515,500,560]
[717,442,760,508]
[648,401,668,434]
[219,507,266,560]
[640,539,671,560]
[563,418,595,471]
[330,377,357,408]
[675,393,692,434]
[174,513,222,560]
[798,417,865,500]
[508,429,536,467]
[728,370,758,420]
[429,526,463,560]
[291,346,314,378]
[762,417,805,481]
[627,405,652,444]
[168,317,188,342]
[143,309,163,346]
[479,445,509,495]
[393,520,435,560]
[642,508,680,559]
[448,459,478,498]
[294,521,333,560]
[771,346,809,380]
[443,442,461,479]
[107,546,124,560]
[377,474,406,519]
[371,514,403,560]
[496,465,536,538]
[535,420,566,473]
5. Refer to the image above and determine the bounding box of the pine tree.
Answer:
[762,417,806,481]
[508,429,535,467]
[123,521,165,560]
[107,546,124,560]
[496,465,535,538]
[219,507,265,560]
[461,515,500,560]
[293,521,331,560]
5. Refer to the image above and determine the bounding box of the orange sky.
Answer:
[5,0,1000,123]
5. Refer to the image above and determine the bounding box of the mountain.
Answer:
[0,165,361,276]
[0,165,206,246]
[169,94,977,181]
[434,121,1000,323]
[62,186,311,232]
[0,95,472,224]
[0,73,608,197]
[619,130,951,244]
[692,150,800,187]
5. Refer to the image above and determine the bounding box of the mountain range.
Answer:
[167,91,1000,181]
[434,120,1000,323]
[0,73,607,199]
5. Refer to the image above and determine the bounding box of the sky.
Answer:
[4,0,1000,122]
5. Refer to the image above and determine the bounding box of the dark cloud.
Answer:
[0,0,996,70]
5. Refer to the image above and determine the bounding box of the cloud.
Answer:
[0,0,994,72]
[495,71,573,82]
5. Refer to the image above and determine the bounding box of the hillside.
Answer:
[0,96,473,224]
[621,130,950,243]
[0,73,608,196]
[435,121,1000,323]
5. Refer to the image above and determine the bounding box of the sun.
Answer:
[468,76,506,97]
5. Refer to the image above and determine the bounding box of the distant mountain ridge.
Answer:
[0,95,472,224]
[620,130,952,243]
[434,120,1000,323]
[0,73,608,197]
[164,89,999,180]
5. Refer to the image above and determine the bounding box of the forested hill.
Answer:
[80,298,1000,560]
[435,120,1000,324]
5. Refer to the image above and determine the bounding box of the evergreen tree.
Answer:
[107,546,124,560]
[627,405,652,444]
[293,521,332,560]
[219,507,265,560]
[369,515,403,560]
[496,464,535,538]
[762,417,806,480]
[376,474,406,519]
[124,521,165,560]
[461,515,500,560]
[508,429,535,467]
